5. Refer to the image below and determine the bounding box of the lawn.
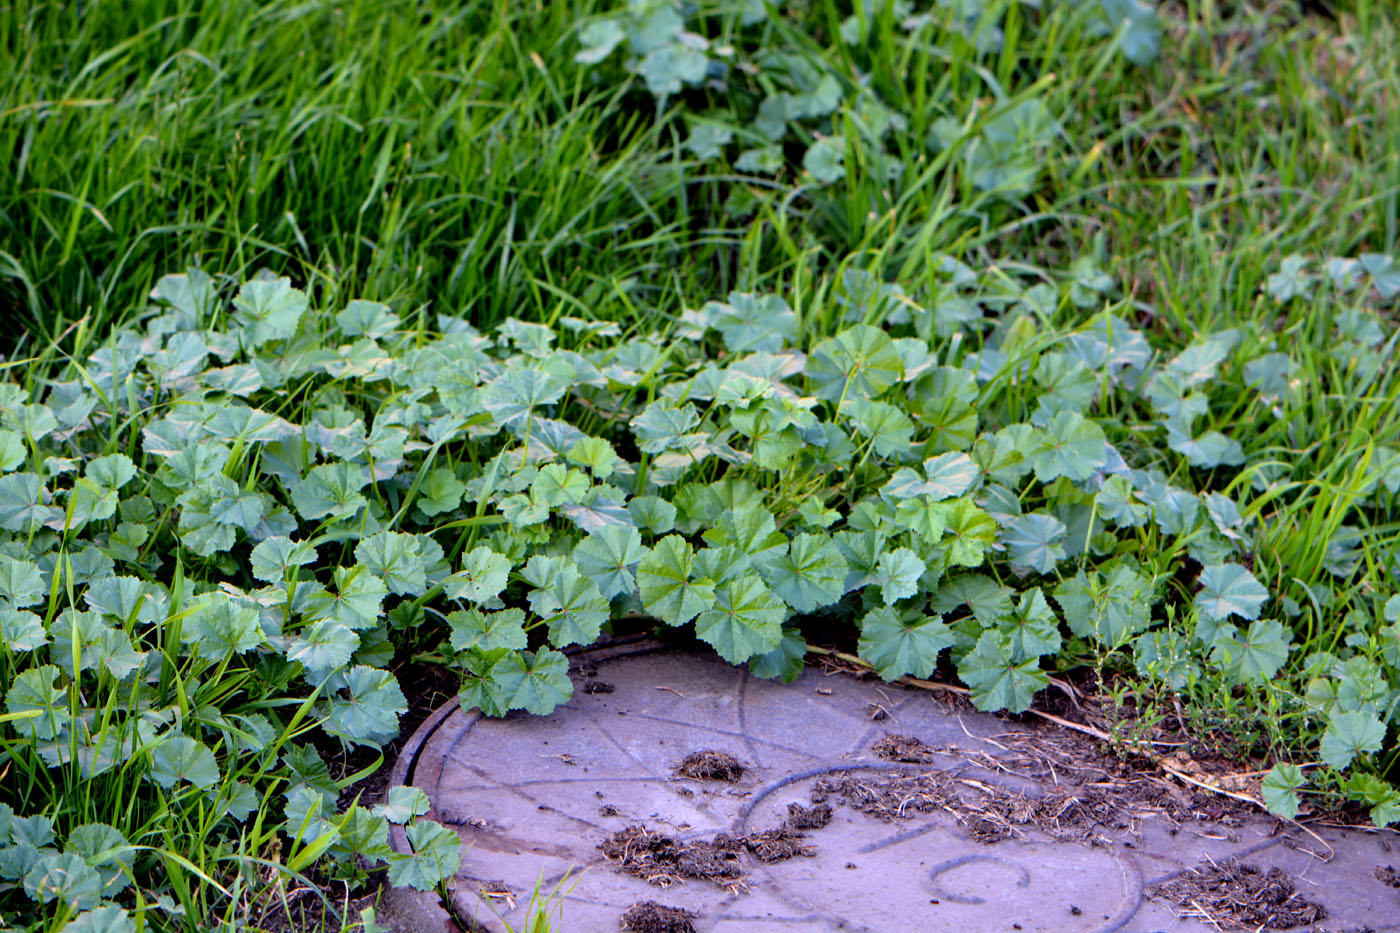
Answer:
[0,0,1398,930]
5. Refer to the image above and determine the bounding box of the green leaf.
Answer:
[322,666,407,746]
[232,277,308,348]
[185,595,263,657]
[85,453,137,490]
[694,574,785,663]
[250,536,319,583]
[882,453,980,502]
[288,620,360,675]
[575,17,625,64]
[957,630,1050,714]
[448,608,527,653]
[62,905,135,933]
[803,136,845,184]
[1001,513,1067,574]
[306,565,389,631]
[355,532,428,597]
[444,547,513,605]
[708,292,797,354]
[23,854,102,910]
[65,823,133,898]
[1194,563,1268,622]
[941,499,997,567]
[637,536,715,626]
[0,556,45,608]
[1361,252,1400,298]
[6,665,68,740]
[858,606,954,680]
[493,648,573,715]
[1210,618,1290,682]
[531,464,589,507]
[1265,254,1313,303]
[1343,772,1400,827]
[932,573,1015,627]
[1260,764,1306,820]
[283,785,338,846]
[1,608,48,651]
[995,589,1062,661]
[735,145,783,174]
[0,472,60,532]
[766,533,848,613]
[876,547,924,604]
[702,505,787,570]
[748,627,807,683]
[841,398,914,457]
[632,399,704,455]
[573,526,646,600]
[1320,710,1385,769]
[525,557,609,647]
[480,366,568,428]
[416,467,466,517]
[386,820,462,891]
[149,736,220,790]
[1053,563,1153,647]
[291,463,369,521]
[337,299,400,338]
[374,787,432,825]
[637,43,708,97]
[807,325,903,402]
[567,436,619,479]
[1029,412,1107,483]
[1094,0,1161,66]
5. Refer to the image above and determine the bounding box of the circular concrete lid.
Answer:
[389,644,1400,933]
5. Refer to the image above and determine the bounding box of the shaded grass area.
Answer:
[1,0,730,340]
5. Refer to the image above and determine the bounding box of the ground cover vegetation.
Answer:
[1,0,1398,929]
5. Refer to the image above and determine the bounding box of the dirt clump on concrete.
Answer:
[600,826,744,889]
[741,826,816,862]
[675,750,744,782]
[871,733,941,763]
[784,802,833,830]
[620,901,698,933]
[811,764,1120,845]
[1148,858,1326,930]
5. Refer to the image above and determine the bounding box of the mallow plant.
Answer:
[1,247,1398,928]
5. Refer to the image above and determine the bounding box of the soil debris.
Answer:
[872,733,941,764]
[1148,858,1326,930]
[785,802,833,830]
[741,826,816,862]
[583,680,616,694]
[599,825,743,889]
[600,819,819,888]
[811,768,1119,845]
[675,750,744,782]
[1376,865,1400,888]
[620,901,698,933]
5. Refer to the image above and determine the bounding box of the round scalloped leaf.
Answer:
[1320,710,1385,770]
[806,325,903,402]
[858,606,955,681]
[149,736,220,790]
[386,820,462,892]
[765,533,848,613]
[957,630,1049,714]
[322,666,407,747]
[694,574,785,664]
[1194,563,1268,622]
